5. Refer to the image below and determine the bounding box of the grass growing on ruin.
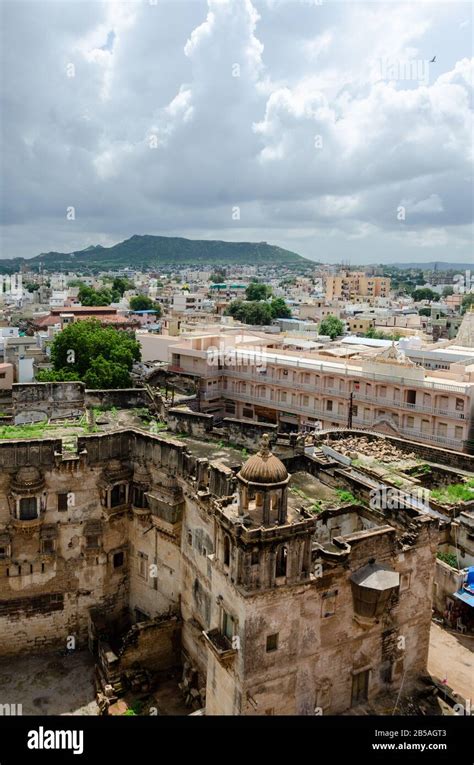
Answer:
[0,423,51,439]
[430,480,474,505]
[290,487,324,514]
[336,489,357,504]
[437,551,459,568]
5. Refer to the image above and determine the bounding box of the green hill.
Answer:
[0,235,310,274]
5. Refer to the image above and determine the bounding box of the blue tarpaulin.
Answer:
[454,566,474,607]
[454,589,474,607]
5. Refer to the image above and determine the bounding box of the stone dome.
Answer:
[10,466,45,493]
[238,435,288,485]
[102,460,133,483]
[133,464,151,487]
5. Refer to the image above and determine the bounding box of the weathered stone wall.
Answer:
[118,616,181,672]
[12,382,85,424]
[432,559,465,614]
[167,408,213,437]
[85,388,149,410]
[0,435,131,656]
[0,424,454,716]
[204,518,439,715]
[221,418,278,449]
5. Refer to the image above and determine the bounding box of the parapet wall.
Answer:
[167,408,214,437]
[85,388,149,410]
[12,382,85,424]
[221,418,278,448]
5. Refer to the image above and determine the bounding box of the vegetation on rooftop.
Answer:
[336,489,358,504]
[430,480,474,505]
[363,327,403,341]
[437,551,459,569]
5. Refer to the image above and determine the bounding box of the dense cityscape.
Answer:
[0,0,472,757]
[0,251,471,722]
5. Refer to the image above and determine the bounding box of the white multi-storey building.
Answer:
[157,330,474,452]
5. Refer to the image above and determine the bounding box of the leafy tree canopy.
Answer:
[224,295,291,324]
[129,295,162,315]
[411,287,438,302]
[78,283,119,306]
[245,282,273,301]
[318,315,344,340]
[112,277,135,296]
[269,297,292,319]
[461,293,474,314]
[225,300,272,325]
[364,327,403,340]
[36,319,141,389]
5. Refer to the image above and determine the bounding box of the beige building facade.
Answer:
[162,334,474,452]
[326,272,391,302]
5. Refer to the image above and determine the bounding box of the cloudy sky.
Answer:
[1,0,472,264]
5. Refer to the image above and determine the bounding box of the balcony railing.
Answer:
[215,391,465,448]
[203,352,468,393]
[219,367,468,398]
[215,373,468,420]
[11,517,43,534]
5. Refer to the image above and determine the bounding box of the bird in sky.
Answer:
[430,56,436,63]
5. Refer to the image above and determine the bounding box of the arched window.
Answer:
[276,545,287,578]
[223,535,230,567]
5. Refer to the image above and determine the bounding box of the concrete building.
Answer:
[172,293,208,314]
[157,332,474,451]
[326,272,391,302]
[0,363,14,390]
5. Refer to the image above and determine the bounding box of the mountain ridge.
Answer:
[0,234,310,273]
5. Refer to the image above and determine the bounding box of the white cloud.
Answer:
[0,0,472,264]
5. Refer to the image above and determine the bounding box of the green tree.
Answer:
[78,284,117,306]
[245,301,273,325]
[36,319,141,389]
[461,293,474,314]
[245,283,272,301]
[224,300,273,325]
[129,295,162,315]
[442,286,454,298]
[210,270,226,283]
[270,297,292,319]
[112,277,134,296]
[418,307,431,317]
[318,315,344,340]
[411,287,437,302]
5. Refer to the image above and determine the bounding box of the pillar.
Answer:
[263,492,271,525]
[278,487,288,524]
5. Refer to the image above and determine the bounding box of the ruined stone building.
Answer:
[0,426,447,714]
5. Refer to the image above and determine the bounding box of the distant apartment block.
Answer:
[326,271,391,302]
[172,293,207,313]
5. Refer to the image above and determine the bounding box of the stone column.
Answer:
[263,492,271,525]
[279,487,288,524]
